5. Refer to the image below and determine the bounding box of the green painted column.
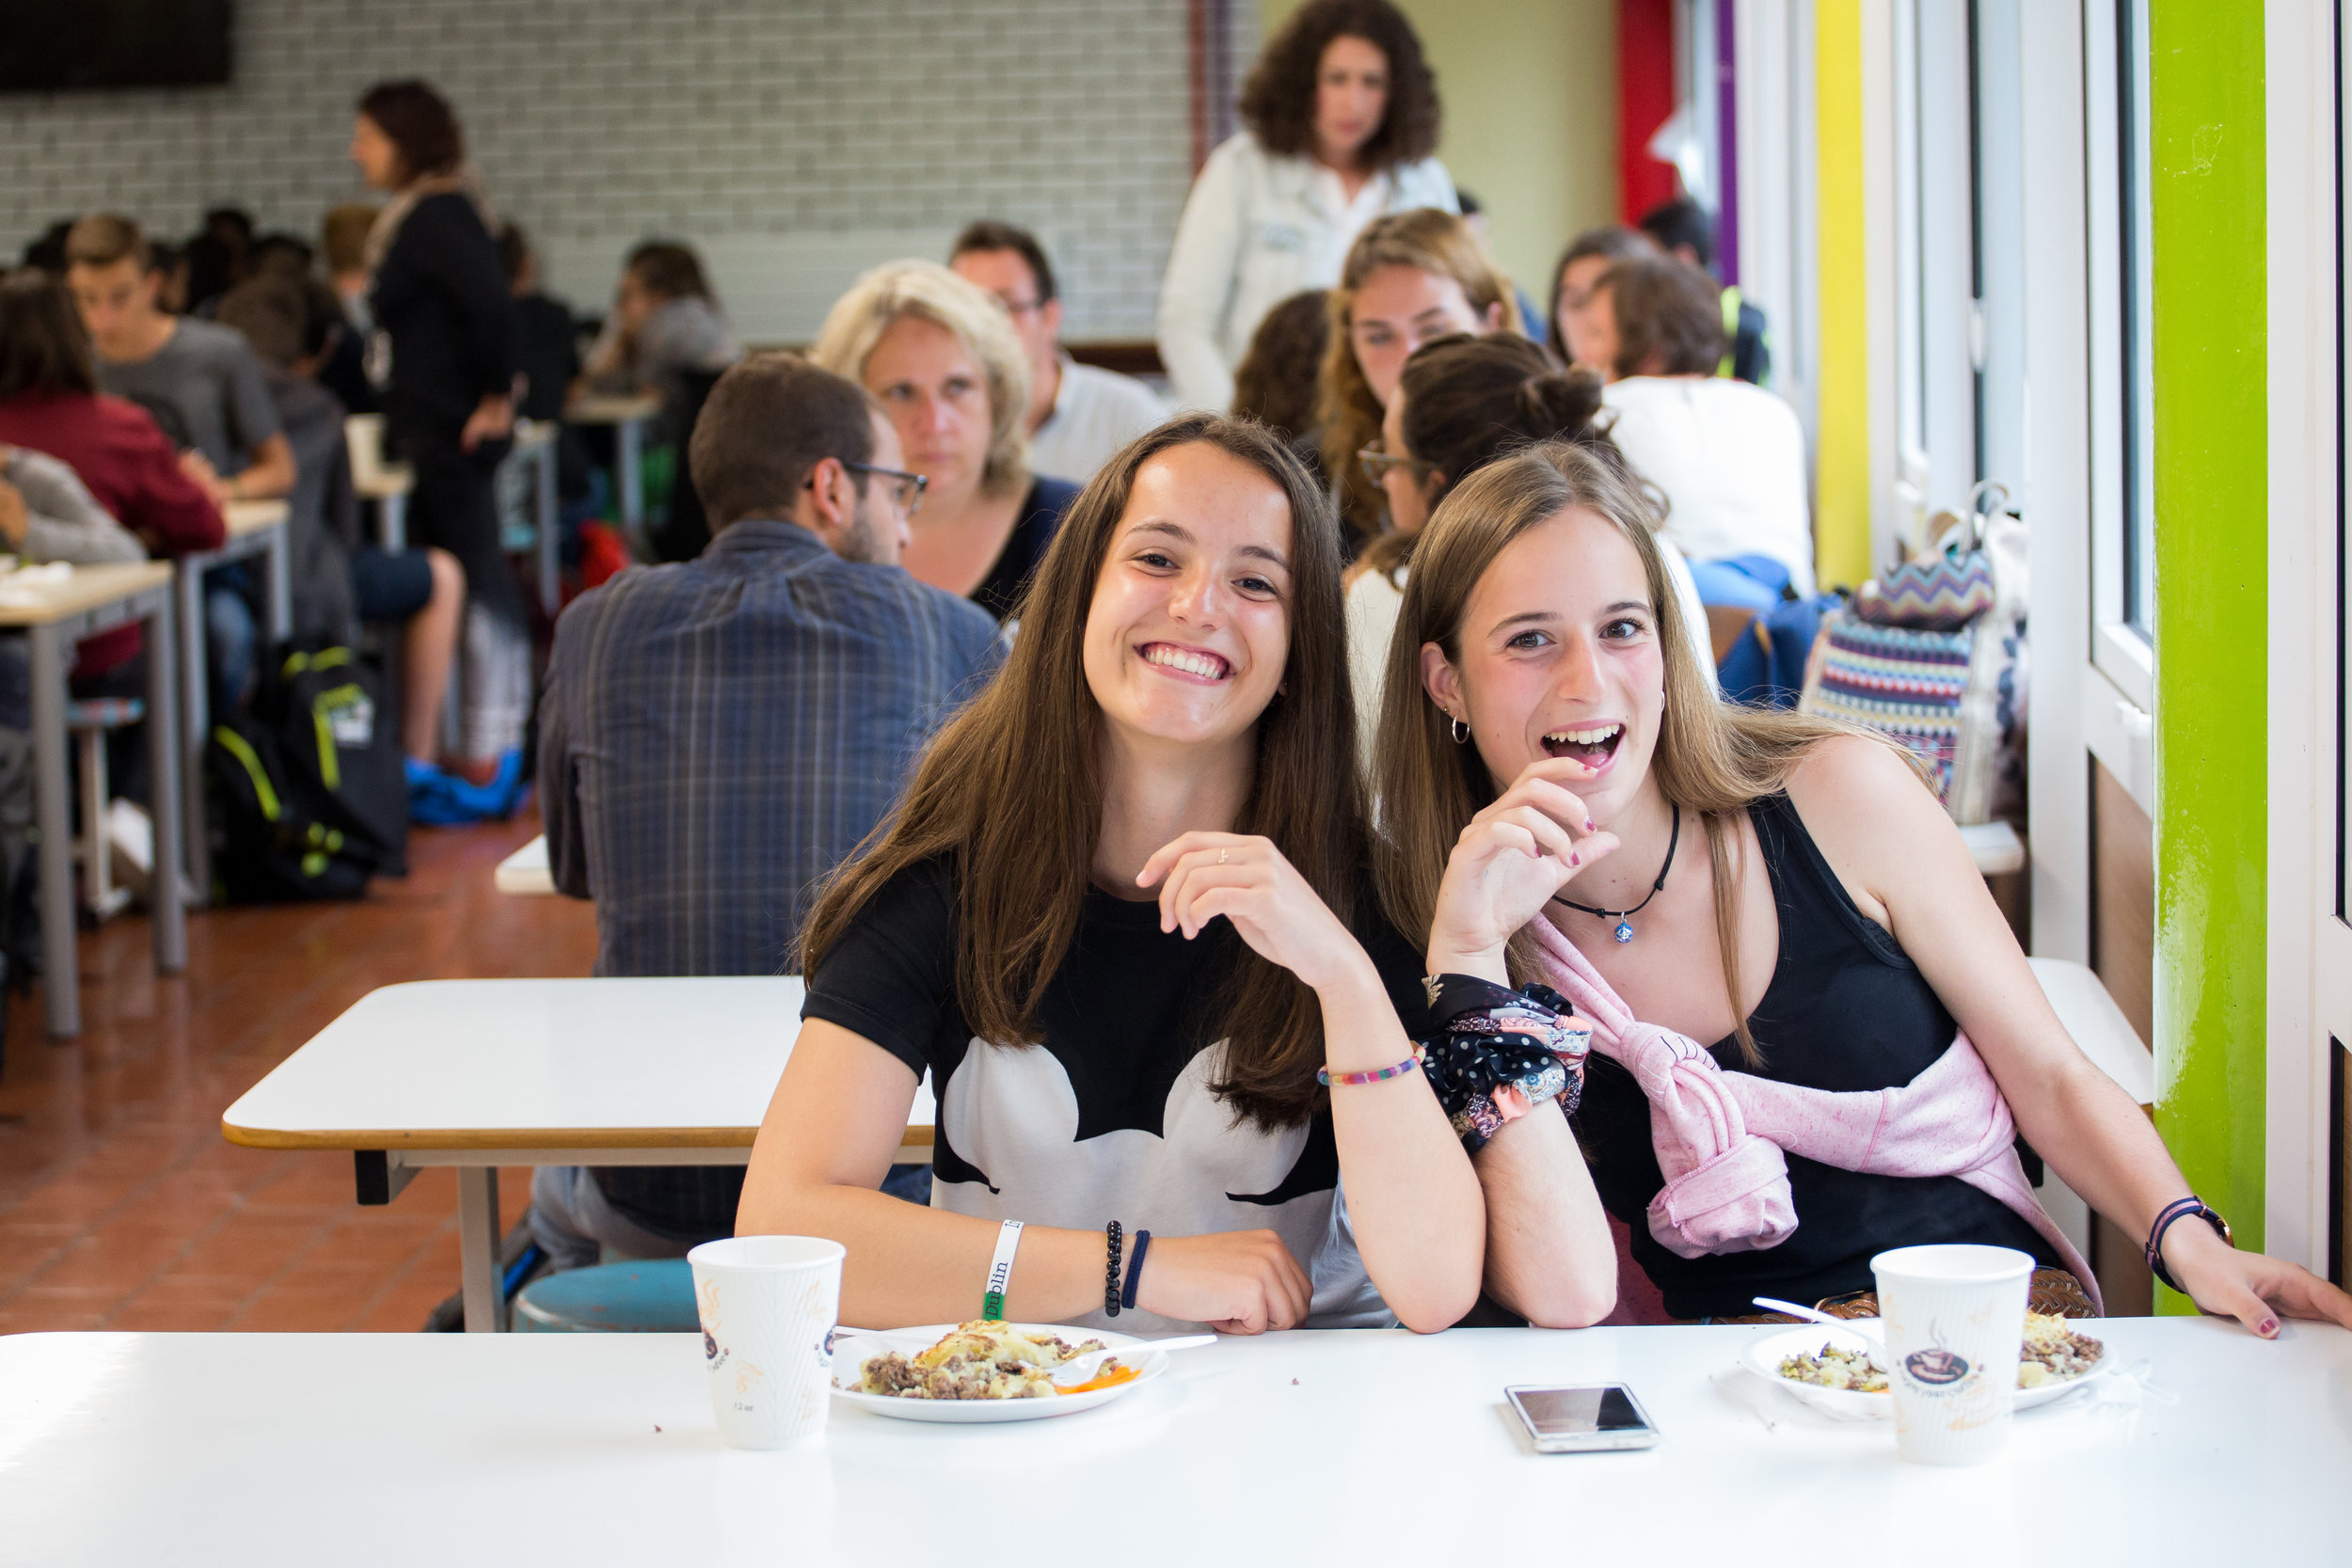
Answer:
[2149,1,2267,1296]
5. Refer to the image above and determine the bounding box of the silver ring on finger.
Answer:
[1217,847,1228,865]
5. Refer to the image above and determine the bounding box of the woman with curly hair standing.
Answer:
[1156,0,1455,413]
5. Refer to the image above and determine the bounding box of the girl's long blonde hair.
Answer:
[1317,210,1521,549]
[1369,440,1903,1062]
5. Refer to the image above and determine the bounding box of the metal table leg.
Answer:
[141,596,186,974]
[26,626,77,1037]
[616,417,644,555]
[534,438,561,616]
[457,1165,507,1332]
[379,492,407,553]
[263,528,294,641]
[177,562,212,904]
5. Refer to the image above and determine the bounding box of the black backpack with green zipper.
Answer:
[207,640,407,901]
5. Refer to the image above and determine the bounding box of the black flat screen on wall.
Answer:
[0,0,232,92]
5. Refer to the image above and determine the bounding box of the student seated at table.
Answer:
[0,272,225,705]
[66,214,296,713]
[497,225,594,555]
[317,203,381,416]
[214,277,465,771]
[948,220,1168,486]
[737,413,1616,1335]
[1589,257,1814,611]
[1369,439,2352,1337]
[581,240,738,440]
[1547,225,1654,376]
[812,261,1079,622]
[0,443,152,974]
[1316,209,1518,552]
[529,353,1004,1272]
[1343,332,1712,776]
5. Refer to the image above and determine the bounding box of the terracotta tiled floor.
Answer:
[0,808,596,1334]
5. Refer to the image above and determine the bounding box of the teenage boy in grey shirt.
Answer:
[66,213,294,711]
[65,213,293,501]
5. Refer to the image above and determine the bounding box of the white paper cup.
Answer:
[687,1235,846,1450]
[1870,1243,2036,1465]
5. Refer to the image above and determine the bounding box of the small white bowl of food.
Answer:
[1742,1312,2112,1419]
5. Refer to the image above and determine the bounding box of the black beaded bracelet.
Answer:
[1104,1220,1124,1317]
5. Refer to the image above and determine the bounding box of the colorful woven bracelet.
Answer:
[1318,1053,1422,1086]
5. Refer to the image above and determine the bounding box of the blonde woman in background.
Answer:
[1317,209,1518,550]
[813,261,1078,622]
[1155,0,1455,412]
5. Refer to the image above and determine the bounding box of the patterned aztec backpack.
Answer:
[1799,482,2028,825]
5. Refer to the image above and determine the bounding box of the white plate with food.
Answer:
[1742,1312,2113,1419]
[832,1321,1168,1423]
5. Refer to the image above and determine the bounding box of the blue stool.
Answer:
[511,1259,699,1333]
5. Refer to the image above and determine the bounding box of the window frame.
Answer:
[2083,0,2156,715]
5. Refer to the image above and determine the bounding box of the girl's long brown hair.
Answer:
[1369,441,1906,1064]
[1317,210,1521,548]
[801,414,1362,1129]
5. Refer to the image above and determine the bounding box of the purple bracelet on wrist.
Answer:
[2144,1196,2231,1293]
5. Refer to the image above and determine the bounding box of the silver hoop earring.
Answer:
[1449,716,1470,745]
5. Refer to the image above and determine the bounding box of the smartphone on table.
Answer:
[1505,1384,1661,1452]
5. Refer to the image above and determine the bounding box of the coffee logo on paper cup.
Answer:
[1896,1319,1979,1396]
[1902,1347,1970,1386]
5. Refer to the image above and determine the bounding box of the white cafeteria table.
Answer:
[1,1316,2343,1566]
[494,830,552,893]
[565,391,660,552]
[0,561,186,1037]
[219,976,933,1333]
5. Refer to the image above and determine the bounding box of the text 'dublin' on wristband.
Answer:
[982,1218,1025,1321]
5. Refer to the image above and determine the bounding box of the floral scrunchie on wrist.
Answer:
[1416,974,1593,1153]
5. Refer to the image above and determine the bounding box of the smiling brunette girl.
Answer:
[1372,440,2352,1336]
[737,415,1613,1335]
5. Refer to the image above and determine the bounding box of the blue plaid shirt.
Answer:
[540,517,1003,979]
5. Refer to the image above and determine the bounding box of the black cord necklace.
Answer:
[1552,802,1680,944]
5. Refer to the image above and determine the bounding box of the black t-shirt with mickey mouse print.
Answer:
[803,854,1433,1334]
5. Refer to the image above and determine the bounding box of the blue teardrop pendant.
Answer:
[1613,920,1634,944]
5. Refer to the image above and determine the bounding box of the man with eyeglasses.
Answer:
[949,220,1168,484]
[522,355,1001,1282]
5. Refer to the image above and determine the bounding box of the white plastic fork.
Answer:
[1751,1296,1883,1339]
[1049,1334,1217,1386]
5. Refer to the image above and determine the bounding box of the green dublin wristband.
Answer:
[982,1219,1024,1321]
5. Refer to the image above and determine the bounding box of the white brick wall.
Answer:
[0,0,1245,340]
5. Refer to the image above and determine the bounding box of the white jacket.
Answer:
[1156,133,1456,411]
[1602,375,1818,597]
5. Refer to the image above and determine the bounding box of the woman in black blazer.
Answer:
[351,78,531,816]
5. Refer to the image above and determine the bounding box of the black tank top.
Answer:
[1574,792,2055,1319]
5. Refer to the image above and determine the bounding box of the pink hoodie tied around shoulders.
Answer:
[1526,917,2100,1312]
